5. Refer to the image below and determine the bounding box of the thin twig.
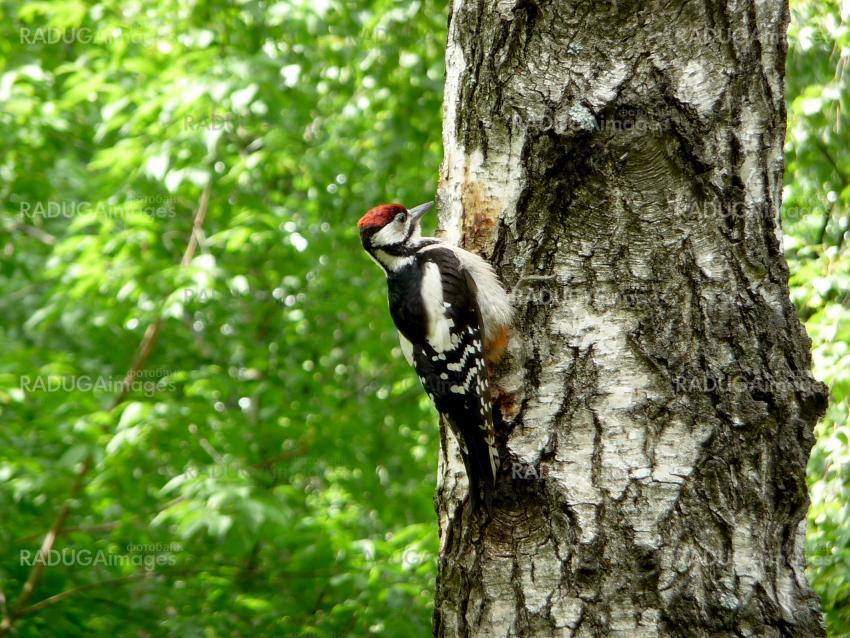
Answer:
[182,180,212,267]
[813,140,848,246]
[15,573,155,617]
[17,563,336,619]
[9,223,57,246]
[814,138,848,182]
[250,445,309,469]
[16,496,185,545]
[110,319,163,413]
[2,455,92,631]
[15,521,123,545]
[0,585,8,629]
[816,205,833,246]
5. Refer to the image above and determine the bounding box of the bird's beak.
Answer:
[408,201,433,223]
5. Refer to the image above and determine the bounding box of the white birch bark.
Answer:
[434,1,827,636]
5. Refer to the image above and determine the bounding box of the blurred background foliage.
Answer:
[0,0,846,635]
[788,1,850,634]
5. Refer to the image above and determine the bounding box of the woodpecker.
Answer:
[358,201,512,508]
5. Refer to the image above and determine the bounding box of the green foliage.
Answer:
[786,1,850,635]
[1,0,447,635]
[0,0,847,635]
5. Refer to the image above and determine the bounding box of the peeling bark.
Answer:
[433,1,828,636]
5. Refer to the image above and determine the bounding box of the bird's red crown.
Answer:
[357,203,406,230]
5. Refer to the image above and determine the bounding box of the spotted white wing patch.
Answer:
[409,247,499,505]
[419,242,512,347]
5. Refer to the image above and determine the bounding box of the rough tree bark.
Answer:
[433,1,828,636]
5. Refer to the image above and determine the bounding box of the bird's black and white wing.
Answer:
[409,247,498,507]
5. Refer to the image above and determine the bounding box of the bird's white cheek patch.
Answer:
[372,221,406,247]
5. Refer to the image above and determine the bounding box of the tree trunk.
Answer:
[433,1,828,636]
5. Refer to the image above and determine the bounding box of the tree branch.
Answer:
[15,521,122,545]
[14,564,338,620]
[15,573,155,617]
[0,585,9,630]
[9,222,57,245]
[814,139,848,246]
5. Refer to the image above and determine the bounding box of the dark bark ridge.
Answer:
[434,1,827,636]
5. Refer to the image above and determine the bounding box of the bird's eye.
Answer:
[395,212,407,223]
